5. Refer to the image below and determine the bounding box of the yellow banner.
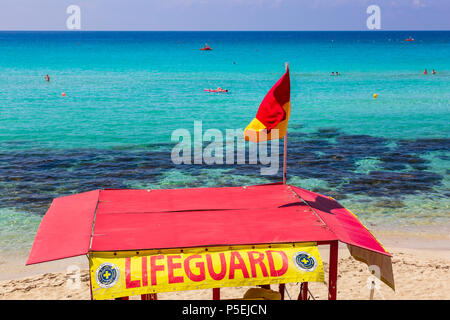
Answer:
[89,242,324,300]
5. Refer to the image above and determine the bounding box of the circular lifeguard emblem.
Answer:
[293,252,318,272]
[95,263,120,288]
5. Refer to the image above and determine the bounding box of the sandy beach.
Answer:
[1,231,449,300]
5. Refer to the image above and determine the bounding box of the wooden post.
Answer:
[369,281,375,300]
[213,288,220,300]
[278,283,285,300]
[328,241,339,300]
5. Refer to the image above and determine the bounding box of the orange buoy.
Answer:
[62,92,66,97]
[373,93,378,99]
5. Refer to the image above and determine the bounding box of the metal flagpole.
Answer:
[283,133,287,184]
[283,62,289,185]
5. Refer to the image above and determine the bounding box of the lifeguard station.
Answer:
[27,183,394,300]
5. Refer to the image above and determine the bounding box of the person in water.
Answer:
[45,74,50,82]
[432,69,436,75]
[335,72,339,76]
[331,72,335,76]
[424,69,428,75]
[205,87,228,92]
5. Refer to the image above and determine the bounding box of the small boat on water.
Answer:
[200,43,212,51]
[405,37,415,42]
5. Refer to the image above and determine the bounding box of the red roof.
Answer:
[27,183,390,265]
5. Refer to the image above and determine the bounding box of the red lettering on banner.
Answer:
[150,255,165,286]
[206,253,227,280]
[247,251,269,277]
[125,257,141,288]
[142,257,148,287]
[266,250,288,277]
[229,251,250,279]
[184,255,206,282]
[167,255,184,284]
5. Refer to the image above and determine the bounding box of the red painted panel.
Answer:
[26,190,100,265]
[290,186,390,256]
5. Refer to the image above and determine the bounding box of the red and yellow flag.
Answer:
[244,65,291,142]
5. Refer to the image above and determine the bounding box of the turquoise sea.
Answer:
[0,31,449,256]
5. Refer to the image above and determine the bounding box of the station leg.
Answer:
[297,282,308,300]
[213,288,220,300]
[278,284,285,300]
[328,241,339,300]
[301,282,308,300]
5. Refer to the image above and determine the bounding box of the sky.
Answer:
[0,0,449,31]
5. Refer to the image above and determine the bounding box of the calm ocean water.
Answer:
[0,31,449,255]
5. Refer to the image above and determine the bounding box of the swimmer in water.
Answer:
[432,69,436,75]
[205,87,228,93]
[331,72,335,76]
[424,69,428,75]
[45,74,50,82]
[335,72,339,76]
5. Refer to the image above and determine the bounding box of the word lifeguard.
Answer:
[123,250,288,288]
[89,243,324,300]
